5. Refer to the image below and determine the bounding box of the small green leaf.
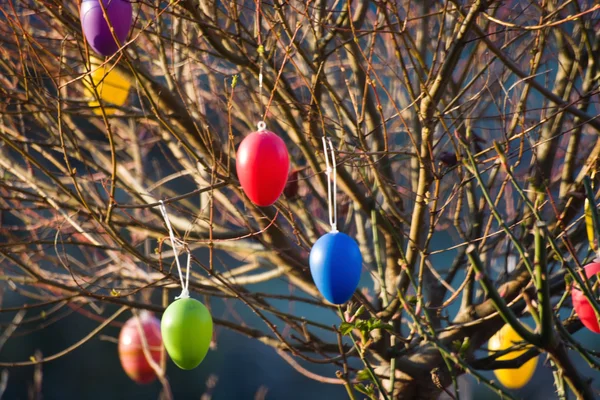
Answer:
[459,337,471,355]
[340,322,354,335]
[231,75,238,89]
[354,383,367,395]
[359,318,394,334]
[353,305,366,319]
[356,369,371,381]
[355,320,368,332]
[354,383,374,396]
[369,319,383,330]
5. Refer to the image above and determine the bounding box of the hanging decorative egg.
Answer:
[84,57,131,115]
[161,297,213,370]
[309,232,362,304]
[571,262,600,333]
[236,128,290,207]
[488,323,538,389]
[80,0,133,57]
[118,311,162,384]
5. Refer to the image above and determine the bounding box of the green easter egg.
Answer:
[161,297,213,370]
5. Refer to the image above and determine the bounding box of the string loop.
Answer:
[158,200,191,299]
[258,51,264,119]
[322,137,337,233]
[256,0,266,131]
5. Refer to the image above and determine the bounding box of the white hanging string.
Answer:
[322,137,337,233]
[257,56,266,132]
[157,200,191,299]
[258,52,264,119]
[256,0,266,131]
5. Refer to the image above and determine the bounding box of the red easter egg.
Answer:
[118,311,163,384]
[236,130,290,206]
[571,262,600,333]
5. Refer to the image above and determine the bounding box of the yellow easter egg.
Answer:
[84,57,131,115]
[488,323,538,389]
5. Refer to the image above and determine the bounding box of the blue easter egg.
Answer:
[309,232,362,304]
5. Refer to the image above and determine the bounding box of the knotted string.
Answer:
[322,137,337,233]
[158,200,191,299]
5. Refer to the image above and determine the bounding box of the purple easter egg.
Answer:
[80,0,133,57]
